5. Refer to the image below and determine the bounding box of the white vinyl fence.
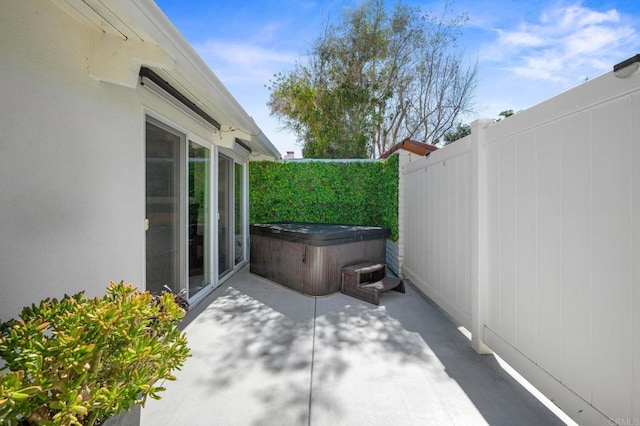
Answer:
[401,68,640,426]
[403,138,473,331]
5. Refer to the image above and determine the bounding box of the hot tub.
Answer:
[250,223,390,296]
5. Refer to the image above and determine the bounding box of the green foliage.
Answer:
[268,0,477,158]
[498,109,515,119]
[494,110,517,123]
[443,122,471,145]
[249,154,399,241]
[268,71,373,159]
[0,282,190,426]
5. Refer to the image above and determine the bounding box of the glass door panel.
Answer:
[145,120,183,296]
[188,142,210,298]
[218,155,233,278]
[234,163,245,265]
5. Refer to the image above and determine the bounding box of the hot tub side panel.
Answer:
[250,234,387,296]
[250,234,305,293]
[302,239,387,296]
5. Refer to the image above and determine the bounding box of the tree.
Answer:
[443,122,471,145]
[496,109,515,121]
[268,0,477,158]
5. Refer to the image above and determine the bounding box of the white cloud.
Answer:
[192,38,303,156]
[545,4,620,29]
[194,39,299,85]
[497,29,545,48]
[200,40,297,68]
[483,2,638,85]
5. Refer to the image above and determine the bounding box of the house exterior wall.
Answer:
[0,0,269,321]
[1,0,139,321]
[402,64,640,425]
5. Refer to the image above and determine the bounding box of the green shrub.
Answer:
[0,282,190,426]
[249,154,399,240]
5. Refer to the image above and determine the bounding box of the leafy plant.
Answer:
[0,282,190,426]
[249,154,399,240]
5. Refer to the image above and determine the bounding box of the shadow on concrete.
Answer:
[381,282,566,426]
[190,283,313,425]
[194,286,312,385]
[142,267,566,425]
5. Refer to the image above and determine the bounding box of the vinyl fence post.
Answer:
[470,119,494,354]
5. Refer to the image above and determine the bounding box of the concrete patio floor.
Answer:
[141,266,568,426]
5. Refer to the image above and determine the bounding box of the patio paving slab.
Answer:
[140,266,566,426]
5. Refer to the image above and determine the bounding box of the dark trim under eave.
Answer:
[235,138,252,153]
[139,66,221,130]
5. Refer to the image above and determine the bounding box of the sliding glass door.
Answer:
[145,119,184,296]
[218,154,233,278]
[145,117,248,296]
[234,163,246,266]
[219,153,247,277]
[145,117,212,300]
[188,142,211,298]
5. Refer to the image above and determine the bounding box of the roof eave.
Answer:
[54,0,280,160]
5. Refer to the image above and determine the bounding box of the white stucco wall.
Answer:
[0,0,232,321]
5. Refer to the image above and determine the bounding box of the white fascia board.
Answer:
[56,0,280,159]
[255,131,282,160]
[113,0,281,159]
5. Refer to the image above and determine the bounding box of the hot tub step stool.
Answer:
[341,262,405,305]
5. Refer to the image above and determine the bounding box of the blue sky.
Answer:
[155,0,640,157]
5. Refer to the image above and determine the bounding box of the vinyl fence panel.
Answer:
[401,68,640,425]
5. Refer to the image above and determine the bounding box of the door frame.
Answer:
[217,144,250,283]
[144,111,217,304]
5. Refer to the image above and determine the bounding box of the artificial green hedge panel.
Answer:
[249,154,399,241]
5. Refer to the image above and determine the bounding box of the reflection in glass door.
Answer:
[146,117,215,300]
[234,163,245,265]
[145,120,184,296]
[218,155,233,278]
[188,142,210,298]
